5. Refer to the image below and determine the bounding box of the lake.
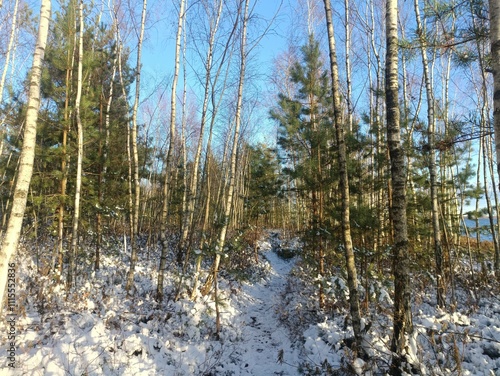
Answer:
[462,217,497,241]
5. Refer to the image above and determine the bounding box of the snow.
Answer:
[1,231,500,375]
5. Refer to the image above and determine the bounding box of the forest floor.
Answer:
[0,231,500,375]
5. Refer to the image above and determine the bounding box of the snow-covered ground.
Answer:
[0,233,304,375]
[211,239,300,375]
[1,231,500,375]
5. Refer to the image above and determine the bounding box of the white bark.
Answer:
[125,0,147,293]
[413,0,445,308]
[55,2,77,278]
[386,0,413,371]
[0,0,20,227]
[344,0,353,133]
[489,0,500,276]
[180,0,223,265]
[191,14,237,299]
[157,0,186,302]
[67,0,84,289]
[0,0,19,107]
[208,0,248,334]
[0,0,51,311]
[323,0,364,356]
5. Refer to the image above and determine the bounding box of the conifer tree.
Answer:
[272,34,333,308]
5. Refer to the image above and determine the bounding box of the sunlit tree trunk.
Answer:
[386,0,413,372]
[489,0,500,276]
[96,53,117,271]
[344,0,353,134]
[469,5,500,280]
[413,0,445,308]
[109,0,134,281]
[157,0,186,302]
[0,0,19,115]
[0,0,50,310]
[203,0,247,335]
[368,0,387,252]
[323,0,364,356]
[67,0,84,289]
[180,0,223,265]
[179,16,188,266]
[55,0,76,280]
[190,27,235,299]
[400,22,422,247]
[125,0,147,293]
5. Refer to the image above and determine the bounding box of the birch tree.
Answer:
[0,0,51,310]
[67,0,84,289]
[0,0,19,112]
[204,0,248,335]
[0,0,20,227]
[96,40,118,271]
[157,0,186,302]
[322,0,364,356]
[413,0,445,307]
[190,10,238,299]
[55,0,76,279]
[385,0,413,372]
[125,0,147,293]
[489,0,500,277]
[179,0,223,266]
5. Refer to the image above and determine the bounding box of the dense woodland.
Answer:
[1,0,500,375]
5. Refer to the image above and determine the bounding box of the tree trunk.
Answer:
[322,0,364,357]
[67,0,84,289]
[489,0,500,277]
[180,0,224,269]
[385,0,413,372]
[96,52,117,271]
[125,0,147,293]
[0,0,51,310]
[344,0,352,134]
[203,0,248,336]
[0,0,19,109]
[55,2,77,280]
[413,0,445,308]
[190,33,234,298]
[157,0,186,302]
[179,18,189,269]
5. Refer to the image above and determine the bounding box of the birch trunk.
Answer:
[489,0,500,276]
[344,0,352,134]
[125,0,147,293]
[385,0,413,372]
[157,0,186,302]
[413,0,445,308]
[322,0,364,356]
[53,0,76,279]
[0,0,20,226]
[0,0,51,309]
[67,0,84,289]
[203,0,248,335]
[179,17,188,267]
[180,0,223,266]
[191,31,235,298]
[96,54,117,271]
[0,0,19,108]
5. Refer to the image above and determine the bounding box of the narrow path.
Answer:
[221,232,301,375]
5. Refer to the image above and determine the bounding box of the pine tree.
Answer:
[272,34,333,308]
